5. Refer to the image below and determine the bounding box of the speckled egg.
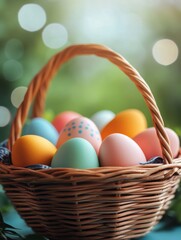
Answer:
[56,117,102,154]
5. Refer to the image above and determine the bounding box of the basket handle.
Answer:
[8,44,173,164]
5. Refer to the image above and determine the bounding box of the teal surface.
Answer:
[138,226,181,240]
[3,208,33,236]
[3,207,181,239]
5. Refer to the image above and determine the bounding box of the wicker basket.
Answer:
[0,44,181,240]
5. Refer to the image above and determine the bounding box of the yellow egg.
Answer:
[12,135,57,167]
[101,109,147,140]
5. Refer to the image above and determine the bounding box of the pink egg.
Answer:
[56,117,102,154]
[133,127,180,160]
[99,133,146,167]
[51,111,81,133]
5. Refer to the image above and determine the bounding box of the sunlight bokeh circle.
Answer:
[152,39,179,66]
[5,39,24,59]
[18,4,46,32]
[3,60,23,81]
[42,23,68,49]
[0,106,11,127]
[11,86,27,108]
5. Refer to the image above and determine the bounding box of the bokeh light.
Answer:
[5,39,24,59]
[11,86,27,108]
[42,23,68,49]
[3,60,23,81]
[152,39,179,66]
[0,106,11,127]
[18,4,46,32]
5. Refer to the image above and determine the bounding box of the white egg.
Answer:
[90,110,115,131]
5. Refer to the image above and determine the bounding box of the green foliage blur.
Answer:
[0,0,181,142]
[0,0,181,239]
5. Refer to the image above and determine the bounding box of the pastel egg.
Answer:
[90,110,115,131]
[56,117,102,154]
[51,138,99,169]
[99,133,146,167]
[23,117,59,145]
[12,135,57,167]
[52,111,81,133]
[101,109,147,140]
[133,127,180,160]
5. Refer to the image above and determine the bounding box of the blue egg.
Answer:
[51,138,99,169]
[90,110,115,131]
[23,117,59,145]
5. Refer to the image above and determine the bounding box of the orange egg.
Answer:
[12,135,57,167]
[101,109,147,140]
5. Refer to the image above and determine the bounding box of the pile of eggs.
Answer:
[0,109,180,170]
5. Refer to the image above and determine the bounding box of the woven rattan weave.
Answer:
[0,44,181,240]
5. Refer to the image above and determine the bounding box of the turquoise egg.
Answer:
[23,117,59,145]
[51,138,99,169]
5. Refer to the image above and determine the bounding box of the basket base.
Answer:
[1,162,181,240]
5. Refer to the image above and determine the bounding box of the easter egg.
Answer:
[99,133,146,167]
[12,135,57,167]
[52,111,81,133]
[133,127,180,160]
[51,138,99,169]
[23,117,59,145]
[101,109,147,140]
[90,110,115,131]
[56,117,102,154]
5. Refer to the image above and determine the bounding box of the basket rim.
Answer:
[0,158,181,181]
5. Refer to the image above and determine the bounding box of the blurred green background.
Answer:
[0,0,181,239]
[1,0,181,142]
